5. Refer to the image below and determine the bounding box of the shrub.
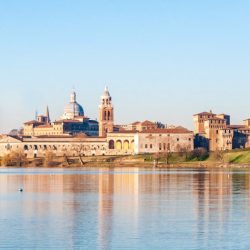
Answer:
[44,150,56,167]
[189,147,209,161]
[2,150,27,166]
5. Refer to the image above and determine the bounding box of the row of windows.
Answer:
[23,144,106,151]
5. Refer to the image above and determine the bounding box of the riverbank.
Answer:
[2,149,250,168]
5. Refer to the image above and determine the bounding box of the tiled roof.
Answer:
[131,121,140,125]
[140,127,193,134]
[193,112,216,116]
[141,120,155,125]
[109,130,137,134]
[54,119,82,123]
[227,125,246,129]
[36,125,53,128]
[24,120,44,125]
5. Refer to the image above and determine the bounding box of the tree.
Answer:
[44,150,56,167]
[178,145,192,160]
[153,152,161,167]
[71,144,85,166]
[214,149,224,163]
[190,148,209,161]
[2,149,27,167]
[162,150,172,165]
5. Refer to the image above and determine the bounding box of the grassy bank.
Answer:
[2,149,250,168]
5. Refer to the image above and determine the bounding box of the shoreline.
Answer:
[1,159,250,169]
[2,150,250,169]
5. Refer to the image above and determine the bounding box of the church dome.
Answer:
[62,91,84,119]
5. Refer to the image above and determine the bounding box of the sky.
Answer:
[0,0,250,133]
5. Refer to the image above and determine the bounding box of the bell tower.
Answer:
[99,86,114,137]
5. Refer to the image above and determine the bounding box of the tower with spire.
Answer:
[99,86,114,137]
[46,105,50,124]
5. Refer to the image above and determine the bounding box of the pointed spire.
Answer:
[46,105,50,123]
[35,110,38,121]
[70,89,76,102]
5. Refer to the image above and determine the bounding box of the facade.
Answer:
[0,127,194,158]
[120,120,159,132]
[194,111,250,151]
[135,128,194,154]
[99,87,114,137]
[1,86,195,158]
[23,91,99,137]
[106,127,194,155]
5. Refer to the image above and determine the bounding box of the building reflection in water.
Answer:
[1,168,250,249]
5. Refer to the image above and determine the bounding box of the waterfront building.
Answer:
[119,120,159,132]
[0,87,194,158]
[0,126,194,158]
[194,111,250,151]
[23,90,99,137]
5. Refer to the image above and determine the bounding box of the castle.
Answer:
[193,111,250,151]
[0,87,194,158]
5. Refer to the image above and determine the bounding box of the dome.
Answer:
[62,91,84,119]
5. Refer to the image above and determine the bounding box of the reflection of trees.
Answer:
[232,172,250,193]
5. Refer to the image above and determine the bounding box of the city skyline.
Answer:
[1,0,250,133]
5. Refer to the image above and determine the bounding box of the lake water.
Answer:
[1,167,250,249]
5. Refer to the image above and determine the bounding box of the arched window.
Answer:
[104,111,107,120]
[24,145,28,150]
[116,140,122,150]
[123,140,129,151]
[109,140,115,149]
[108,111,110,121]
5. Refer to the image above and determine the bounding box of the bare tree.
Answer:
[153,152,161,167]
[71,144,85,166]
[214,149,224,163]
[163,150,172,165]
[178,145,192,160]
[44,150,56,167]
[2,149,27,167]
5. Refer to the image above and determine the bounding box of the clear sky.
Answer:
[0,0,250,133]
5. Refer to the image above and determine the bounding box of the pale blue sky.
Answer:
[0,0,250,133]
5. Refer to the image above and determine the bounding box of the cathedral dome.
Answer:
[62,91,84,119]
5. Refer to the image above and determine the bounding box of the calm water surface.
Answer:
[1,167,250,249]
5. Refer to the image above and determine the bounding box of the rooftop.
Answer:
[193,111,216,116]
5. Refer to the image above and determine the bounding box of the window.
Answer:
[109,140,115,149]
[150,144,153,149]
[145,144,148,149]
[159,143,162,150]
[177,138,179,141]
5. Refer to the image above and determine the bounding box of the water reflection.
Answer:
[0,168,250,249]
